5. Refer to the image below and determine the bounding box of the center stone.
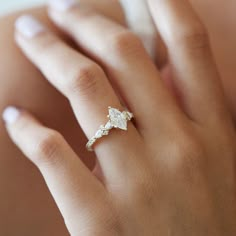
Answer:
[109,108,128,130]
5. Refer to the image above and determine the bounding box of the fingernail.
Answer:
[15,15,45,38]
[2,107,21,125]
[49,0,77,12]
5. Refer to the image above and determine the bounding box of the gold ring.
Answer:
[86,107,134,152]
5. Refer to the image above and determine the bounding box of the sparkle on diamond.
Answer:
[109,108,128,130]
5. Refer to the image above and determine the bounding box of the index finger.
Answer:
[3,108,107,235]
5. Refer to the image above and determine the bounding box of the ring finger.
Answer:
[48,2,183,139]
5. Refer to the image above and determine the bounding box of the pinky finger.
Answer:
[2,106,108,235]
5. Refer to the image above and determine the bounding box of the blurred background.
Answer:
[0,0,45,15]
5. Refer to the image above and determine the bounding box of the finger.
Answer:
[74,0,168,67]
[81,0,126,25]
[14,15,143,183]
[147,0,229,125]
[48,2,183,138]
[2,106,108,235]
[119,0,168,67]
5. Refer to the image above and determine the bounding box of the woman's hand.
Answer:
[3,0,236,235]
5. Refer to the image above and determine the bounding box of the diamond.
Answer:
[108,107,128,130]
[103,130,109,135]
[105,121,113,130]
[123,111,133,120]
[95,130,103,138]
[127,112,133,119]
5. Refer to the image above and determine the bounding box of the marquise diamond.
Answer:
[86,107,134,151]
[109,107,128,130]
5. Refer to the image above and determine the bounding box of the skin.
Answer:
[0,1,125,235]
[3,0,236,235]
[0,0,236,235]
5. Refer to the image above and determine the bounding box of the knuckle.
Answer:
[109,31,144,56]
[104,218,123,235]
[96,212,123,236]
[175,136,203,161]
[67,64,103,97]
[177,23,209,51]
[74,7,97,22]
[131,173,157,208]
[31,130,63,165]
[170,134,205,183]
[37,35,62,55]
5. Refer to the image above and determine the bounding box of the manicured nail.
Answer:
[49,0,77,12]
[2,107,21,125]
[15,15,45,38]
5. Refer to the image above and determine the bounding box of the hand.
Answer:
[3,0,236,235]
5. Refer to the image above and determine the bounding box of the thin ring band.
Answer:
[86,107,134,152]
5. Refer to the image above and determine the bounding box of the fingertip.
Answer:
[15,15,46,39]
[2,106,21,126]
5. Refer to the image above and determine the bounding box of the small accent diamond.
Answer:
[95,130,103,138]
[105,121,113,130]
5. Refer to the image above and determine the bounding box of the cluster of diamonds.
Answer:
[86,107,134,151]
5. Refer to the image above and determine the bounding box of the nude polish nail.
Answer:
[49,0,77,12]
[15,15,45,38]
[2,107,21,125]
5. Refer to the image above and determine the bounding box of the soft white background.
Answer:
[0,0,45,15]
